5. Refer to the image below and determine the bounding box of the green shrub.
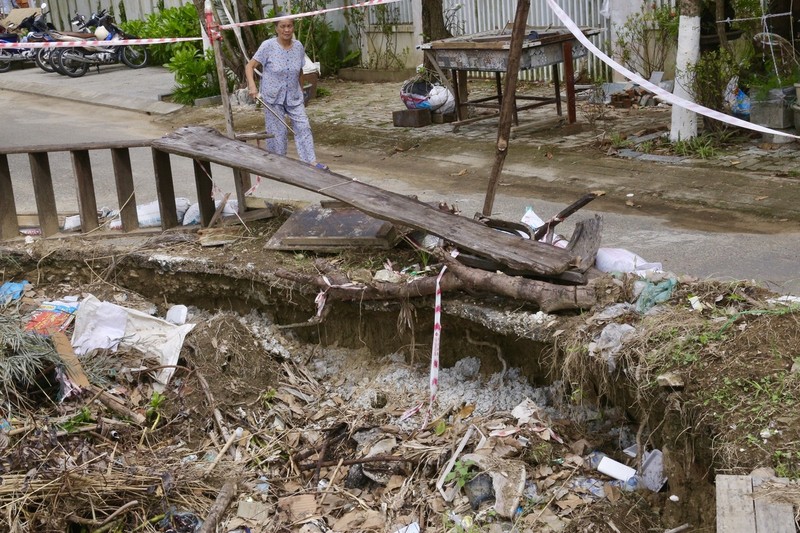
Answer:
[120,3,201,66]
[614,3,680,79]
[166,47,219,105]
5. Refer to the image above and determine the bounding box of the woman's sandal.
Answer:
[314,162,329,171]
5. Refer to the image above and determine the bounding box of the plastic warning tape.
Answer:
[0,36,202,49]
[546,0,799,139]
[219,0,403,30]
[424,265,448,425]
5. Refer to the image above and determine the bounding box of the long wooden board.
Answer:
[152,127,577,277]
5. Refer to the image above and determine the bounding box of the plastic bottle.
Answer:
[607,475,641,491]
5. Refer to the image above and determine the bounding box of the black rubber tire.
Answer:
[49,48,67,75]
[120,45,148,69]
[35,48,55,73]
[0,50,12,73]
[58,49,89,78]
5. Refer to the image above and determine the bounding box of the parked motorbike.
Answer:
[0,9,56,73]
[56,9,148,78]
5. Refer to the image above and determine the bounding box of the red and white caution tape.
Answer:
[0,36,202,49]
[423,264,448,426]
[219,0,402,30]
[546,0,800,139]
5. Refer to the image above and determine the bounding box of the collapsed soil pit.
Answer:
[1,237,799,532]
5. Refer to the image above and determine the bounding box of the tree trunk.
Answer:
[422,0,450,42]
[715,0,730,53]
[670,0,701,141]
[422,0,451,70]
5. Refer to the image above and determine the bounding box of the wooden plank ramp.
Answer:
[152,126,580,277]
[716,475,796,532]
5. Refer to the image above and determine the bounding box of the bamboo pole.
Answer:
[205,0,236,139]
[482,0,531,216]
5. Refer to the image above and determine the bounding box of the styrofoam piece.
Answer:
[597,456,636,482]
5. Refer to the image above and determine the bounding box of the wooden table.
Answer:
[420,26,600,130]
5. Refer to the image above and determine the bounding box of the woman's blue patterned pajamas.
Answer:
[252,37,317,164]
[263,102,316,163]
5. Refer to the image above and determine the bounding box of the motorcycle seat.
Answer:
[59,31,96,39]
[0,33,19,42]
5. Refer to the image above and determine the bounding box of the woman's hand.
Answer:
[248,85,258,99]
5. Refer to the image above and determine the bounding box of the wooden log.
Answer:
[152,127,576,277]
[442,255,597,313]
[198,480,238,533]
[275,258,600,313]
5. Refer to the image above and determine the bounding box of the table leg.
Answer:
[563,41,576,124]
[552,64,562,116]
[456,70,469,121]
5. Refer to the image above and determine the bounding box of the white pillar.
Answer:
[410,0,423,66]
[670,13,700,141]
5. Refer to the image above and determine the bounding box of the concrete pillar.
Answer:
[410,0,423,67]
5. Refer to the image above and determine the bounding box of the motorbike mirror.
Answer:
[41,3,47,9]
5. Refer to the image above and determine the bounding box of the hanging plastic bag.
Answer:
[401,78,454,112]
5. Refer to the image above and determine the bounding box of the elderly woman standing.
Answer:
[245,15,326,169]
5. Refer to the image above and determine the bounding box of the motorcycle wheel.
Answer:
[35,48,55,73]
[0,50,12,73]
[49,49,68,75]
[58,49,89,78]
[120,45,148,69]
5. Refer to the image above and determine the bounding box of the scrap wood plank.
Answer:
[716,475,795,533]
[751,477,795,533]
[716,475,756,533]
[152,127,576,277]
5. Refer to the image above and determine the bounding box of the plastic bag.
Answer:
[182,199,239,225]
[109,198,191,230]
[595,247,662,274]
[401,78,454,112]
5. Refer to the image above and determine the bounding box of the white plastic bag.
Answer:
[595,247,662,274]
[110,198,191,230]
[182,199,239,225]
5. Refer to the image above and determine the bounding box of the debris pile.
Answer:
[0,277,678,532]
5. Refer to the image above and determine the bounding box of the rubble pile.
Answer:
[0,278,672,532]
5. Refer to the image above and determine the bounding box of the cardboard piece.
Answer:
[51,332,90,388]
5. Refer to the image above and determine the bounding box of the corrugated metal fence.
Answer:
[366,0,610,80]
[48,0,612,79]
[49,0,186,33]
[443,0,610,80]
